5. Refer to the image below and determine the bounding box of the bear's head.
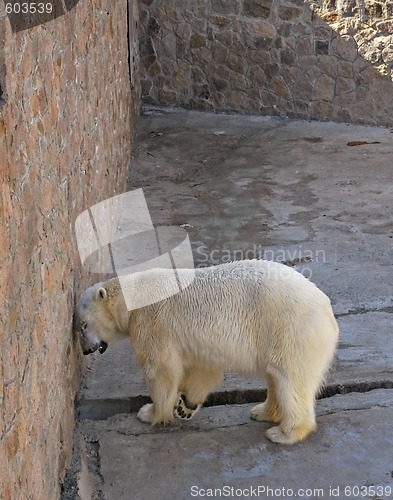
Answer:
[77,280,127,355]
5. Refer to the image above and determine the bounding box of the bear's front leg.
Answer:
[138,358,182,426]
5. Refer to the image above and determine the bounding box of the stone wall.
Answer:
[139,0,393,125]
[313,0,393,81]
[0,1,139,499]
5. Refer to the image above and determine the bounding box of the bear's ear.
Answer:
[96,287,108,301]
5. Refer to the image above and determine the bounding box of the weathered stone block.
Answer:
[210,16,232,28]
[264,62,280,80]
[147,61,163,77]
[193,83,211,99]
[294,23,313,38]
[311,101,335,120]
[271,75,291,100]
[359,43,383,64]
[277,22,292,37]
[281,65,303,86]
[231,72,248,89]
[147,17,161,36]
[247,19,277,37]
[338,60,354,78]
[278,5,303,20]
[259,87,277,103]
[272,40,282,54]
[337,0,357,16]
[248,65,267,86]
[227,52,247,73]
[190,33,208,49]
[158,88,178,103]
[280,48,297,65]
[211,63,231,80]
[382,44,393,64]
[298,54,318,72]
[293,74,314,99]
[140,37,157,66]
[315,40,330,55]
[226,89,251,109]
[171,65,190,89]
[254,36,273,49]
[189,47,212,66]
[365,0,383,17]
[215,31,234,47]
[249,49,272,64]
[157,33,177,59]
[353,54,371,74]
[174,22,192,39]
[376,20,393,34]
[331,35,358,62]
[314,73,336,100]
[192,66,207,83]
[232,37,249,56]
[335,108,352,122]
[211,0,240,15]
[211,76,229,91]
[189,97,215,111]
[141,79,153,96]
[292,99,310,117]
[243,0,272,19]
[210,91,226,108]
[335,76,357,94]
[176,37,190,59]
[386,3,393,17]
[307,65,322,83]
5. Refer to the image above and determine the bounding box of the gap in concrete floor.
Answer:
[77,379,393,421]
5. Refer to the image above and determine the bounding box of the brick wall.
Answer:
[139,0,393,125]
[0,1,139,498]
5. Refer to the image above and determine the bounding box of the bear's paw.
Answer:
[173,394,201,420]
[137,403,154,424]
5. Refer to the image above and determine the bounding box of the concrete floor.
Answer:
[74,109,393,499]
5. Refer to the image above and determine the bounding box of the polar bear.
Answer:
[78,259,339,444]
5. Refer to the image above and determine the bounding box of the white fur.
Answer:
[79,259,339,444]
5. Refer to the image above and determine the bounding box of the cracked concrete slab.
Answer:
[73,109,393,499]
[81,390,393,500]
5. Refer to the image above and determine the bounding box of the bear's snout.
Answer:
[82,341,108,355]
[83,347,96,355]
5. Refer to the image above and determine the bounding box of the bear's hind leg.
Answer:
[251,374,282,423]
[265,373,316,445]
[174,367,223,420]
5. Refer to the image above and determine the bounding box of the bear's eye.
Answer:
[81,322,87,332]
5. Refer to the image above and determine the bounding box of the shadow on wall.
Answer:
[138,0,393,126]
